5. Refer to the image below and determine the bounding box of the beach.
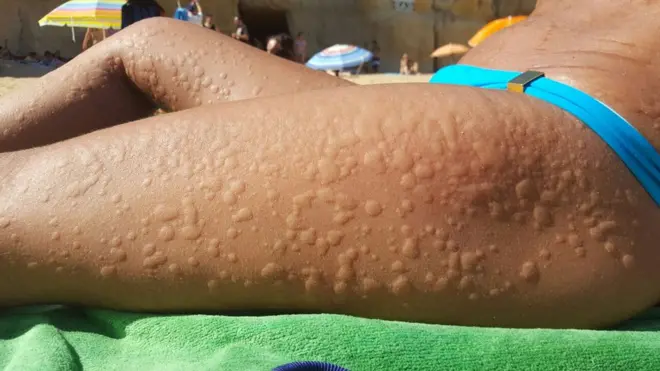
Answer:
[0,61,49,97]
[0,60,432,99]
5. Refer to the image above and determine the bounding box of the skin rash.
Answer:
[1,0,660,328]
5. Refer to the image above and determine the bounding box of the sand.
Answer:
[0,60,432,99]
[0,61,50,97]
[343,73,432,85]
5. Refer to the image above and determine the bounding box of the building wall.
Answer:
[1,0,536,72]
[281,0,536,72]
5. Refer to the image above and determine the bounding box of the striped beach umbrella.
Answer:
[38,0,126,31]
[306,44,373,71]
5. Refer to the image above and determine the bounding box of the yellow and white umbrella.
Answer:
[38,0,126,41]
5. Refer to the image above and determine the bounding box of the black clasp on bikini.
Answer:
[507,70,545,93]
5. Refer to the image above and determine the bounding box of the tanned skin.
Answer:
[0,0,659,328]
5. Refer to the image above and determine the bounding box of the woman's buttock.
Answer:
[354,83,660,327]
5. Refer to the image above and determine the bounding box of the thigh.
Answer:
[1,83,658,328]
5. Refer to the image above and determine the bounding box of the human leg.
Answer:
[2,0,660,329]
[0,19,349,152]
[0,82,658,328]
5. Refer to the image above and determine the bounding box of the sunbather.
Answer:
[0,0,658,329]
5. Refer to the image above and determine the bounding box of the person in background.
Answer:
[186,0,204,26]
[105,27,118,38]
[231,16,250,43]
[410,61,419,75]
[202,14,216,31]
[53,50,69,63]
[370,40,381,73]
[82,28,106,52]
[41,51,64,68]
[0,46,13,60]
[173,0,189,21]
[41,51,53,65]
[399,53,410,75]
[267,33,295,61]
[121,0,164,30]
[294,32,307,63]
[266,37,280,55]
[22,52,39,63]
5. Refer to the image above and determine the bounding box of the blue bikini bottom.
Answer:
[429,64,660,207]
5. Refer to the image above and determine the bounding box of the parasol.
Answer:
[468,15,528,47]
[430,43,470,58]
[38,0,126,41]
[306,44,373,71]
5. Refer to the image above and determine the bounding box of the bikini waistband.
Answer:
[429,64,660,207]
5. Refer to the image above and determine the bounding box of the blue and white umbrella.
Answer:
[306,44,373,71]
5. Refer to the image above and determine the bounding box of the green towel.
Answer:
[1,305,660,371]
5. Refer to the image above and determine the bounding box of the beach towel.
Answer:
[2,305,660,370]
